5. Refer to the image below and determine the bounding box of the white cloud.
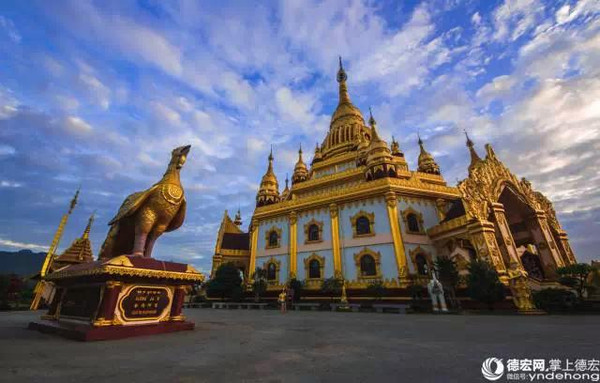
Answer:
[0,16,21,43]
[492,0,545,42]
[0,238,48,251]
[64,116,93,134]
[0,180,22,188]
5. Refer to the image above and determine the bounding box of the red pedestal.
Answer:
[29,255,204,342]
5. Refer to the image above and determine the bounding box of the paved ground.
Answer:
[0,309,597,383]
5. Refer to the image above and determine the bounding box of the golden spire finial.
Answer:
[234,208,242,226]
[267,145,275,172]
[464,129,481,170]
[68,187,80,214]
[368,107,381,141]
[83,212,95,239]
[337,56,350,104]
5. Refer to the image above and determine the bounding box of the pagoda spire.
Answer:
[464,129,481,171]
[256,146,280,207]
[234,208,242,226]
[368,107,381,141]
[83,212,94,240]
[292,144,309,184]
[417,133,441,175]
[30,187,80,310]
[337,56,350,104]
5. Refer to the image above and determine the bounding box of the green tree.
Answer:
[251,268,268,302]
[366,279,386,302]
[557,263,593,300]
[434,256,460,309]
[321,277,343,302]
[288,278,304,302]
[206,263,243,301]
[466,259,506,310]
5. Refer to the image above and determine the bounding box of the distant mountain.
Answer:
[0,249,46,276]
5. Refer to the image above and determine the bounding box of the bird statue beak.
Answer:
[181,145,191,155]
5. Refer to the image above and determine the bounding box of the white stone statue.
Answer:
[427,272,448,313]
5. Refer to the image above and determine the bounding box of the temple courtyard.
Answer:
[0,309,597,382]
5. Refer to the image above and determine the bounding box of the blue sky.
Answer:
[0,0,599,272]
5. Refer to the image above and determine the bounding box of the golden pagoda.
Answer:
[211,59,578,306]
[51,213,95,271]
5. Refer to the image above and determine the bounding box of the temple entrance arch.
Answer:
[490,184,558,280]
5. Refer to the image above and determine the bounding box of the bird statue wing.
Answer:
[165,197,186,232]
[108,185,159,225]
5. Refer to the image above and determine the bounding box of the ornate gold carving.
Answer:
[458,144,561,230]
[303,253,325,280]
[254,175,459,219]
[289,211,297,225]
[350,210,375,237]
[329,203,338,218]
[385,191,397,208]
[428,215,469,238]
[105,255,134,267]
[45,263,204,282]
[303,219,324,243]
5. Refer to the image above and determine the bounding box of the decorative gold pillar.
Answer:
[289,211,297,278]
[249,218,259,278]
[556,230,576,265]
[329,203,342,278]
[467,220,508,282]
[528,210,564,270]
[385,192,409,281]
[490,202,521,266]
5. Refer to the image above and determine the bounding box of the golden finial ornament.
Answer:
[292,143,309,184]
[417,133,441,175]
[464,129,482,172]
[256,146,280,207]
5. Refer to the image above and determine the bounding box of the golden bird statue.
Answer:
[98,145,191,260]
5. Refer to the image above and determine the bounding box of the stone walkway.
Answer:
[0,309,597,382]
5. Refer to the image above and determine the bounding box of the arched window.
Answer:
[415,254,429,276]
[309,259,321,279]
[268,231,279,248]
[356,216,371,235]
[308,224,320,242]
[267,263,277,281]
[407,213,421,233]
[360,254,377,276]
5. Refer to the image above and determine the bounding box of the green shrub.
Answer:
[206,263,242,300]
[533,288,577,312]
[366,280,386,301]
[466,259,506,310]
